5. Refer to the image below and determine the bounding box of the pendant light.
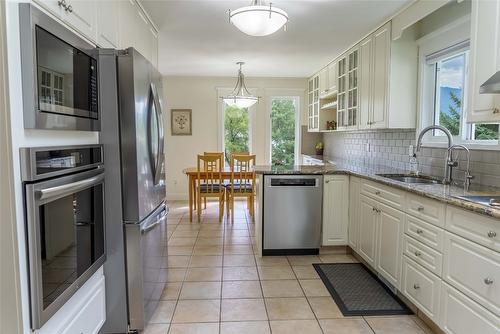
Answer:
[229,0,288,37]
[223,62,259,109]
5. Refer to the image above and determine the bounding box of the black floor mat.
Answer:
[313,263,413,316]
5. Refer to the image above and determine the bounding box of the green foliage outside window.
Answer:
[271,98,296,166]
[224,105,249,164]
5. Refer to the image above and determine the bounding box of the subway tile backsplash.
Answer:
[323,129,500,188]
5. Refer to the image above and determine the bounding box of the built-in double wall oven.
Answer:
[21,145,105,329]
[19,3,99,131]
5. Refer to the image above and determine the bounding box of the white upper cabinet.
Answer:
[33,0,97,42]
[319,67,329,96]
[359,35,373,130]
[467,0,500,123]
[371,22,390,128]
[97,0,119,48]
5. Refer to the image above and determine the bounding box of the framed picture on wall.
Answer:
[171,109,192,135]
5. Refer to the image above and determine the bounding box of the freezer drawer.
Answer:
[263,175,323,255]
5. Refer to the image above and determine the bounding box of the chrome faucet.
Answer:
[415,125,454,184]
[447,144,474,191]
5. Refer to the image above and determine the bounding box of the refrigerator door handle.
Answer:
[152,83,164,185]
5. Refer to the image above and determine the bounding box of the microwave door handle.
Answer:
[37,174,104,201]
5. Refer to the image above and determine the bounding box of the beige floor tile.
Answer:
[258,266,295,280]
[270,320,323,334]
[197,229,225,238]
[223,254,256,267]
[224,237,252,245]
[175,224,201,231]
[199,224,224,231]
[168,256,191,268]
[179,281,221,299]
[171,230,199,238]
[254,256,289,267]
[287,255,322,266]
[221,298,267,321]
[365,316,428,334]
[224,245,254,255]
[265,297,315,320]
[307,297,343,319]
[161,282,182,300]
[320,318,374,334]
[168,246,194,256]
[292,266,320,279]
[172,300,220,323]
[193,245,223,255]
[149,301,176,324]
[168,323,219,334]
[220,321,270,334]
[195,237,224,246]
[167,269,187,282]
[169,237,197,247]
[261,280,304,297]
[319,254,358,263]
[189,255,223,268]
[225,229,250,237]
[222,280,262,299]
[223,266,259,281]
[299,279,330,297]
[185,267,222,282]
[143,323,170,334]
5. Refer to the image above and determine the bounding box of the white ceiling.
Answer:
[142,0,411,78]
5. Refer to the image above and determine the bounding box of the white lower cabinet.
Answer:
[348,177,360,249]
[376,203,404,288]
[402,255,441,323]
[439,282,500,334]
[322,175,349,246]
[403,235,443,276]
[358,194,379,267]
[442,232,500,317]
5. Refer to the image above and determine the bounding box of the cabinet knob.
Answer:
[487,231,497,238]
[416,229,424,235]
[413,284,420,290]
[325,180,330,184]
[484,278,494,285]
[493,108,499,114]
[417,206,424,212]
[58,0,67,8]
[414,251,422,257]
[66,4,73,13]
[375,191,381,195]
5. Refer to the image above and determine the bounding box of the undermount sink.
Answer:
[376,174,442,185]
[453,195,500,207]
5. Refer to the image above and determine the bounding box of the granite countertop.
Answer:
[255,156,500,219]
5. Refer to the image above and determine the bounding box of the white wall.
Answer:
[0,1,22,333]
[163,76,307,200]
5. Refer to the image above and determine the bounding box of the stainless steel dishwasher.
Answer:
[263,175,323,255]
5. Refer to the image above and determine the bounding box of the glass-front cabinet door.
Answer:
[307,75,320,132]
[337,56,347,128]
[347,47,359,129]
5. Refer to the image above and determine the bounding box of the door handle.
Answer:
[37,173,104,200]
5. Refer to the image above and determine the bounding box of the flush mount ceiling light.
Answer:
[222,62,259,109]
[229,0,288,37]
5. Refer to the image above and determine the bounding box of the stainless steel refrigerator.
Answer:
[98,48,167,333]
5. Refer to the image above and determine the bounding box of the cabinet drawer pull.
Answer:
[413,284,420,290]
[487,231,497,238]
[375,191,381,195]
[58,0,67,8]
[325,180,330,184]
[417,206,424,212]
[414,251,422,257]
[416,229,424,234]
[66,4,73,12]
[484,278,494,285]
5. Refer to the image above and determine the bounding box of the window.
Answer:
[223,104,250,164]
[270,97,299,166]
[421,40,499,145]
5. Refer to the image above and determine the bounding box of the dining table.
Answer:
[182,167,234,222]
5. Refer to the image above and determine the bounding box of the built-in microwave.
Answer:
[21,145,105,329]
[19,4,100,131]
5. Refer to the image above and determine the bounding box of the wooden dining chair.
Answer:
[226,154,256,223]
[196,154,225,222]
[202,152,225,209]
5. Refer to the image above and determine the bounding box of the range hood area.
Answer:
[480,71,500,94]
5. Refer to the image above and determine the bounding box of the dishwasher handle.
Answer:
[269,178,318,187]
